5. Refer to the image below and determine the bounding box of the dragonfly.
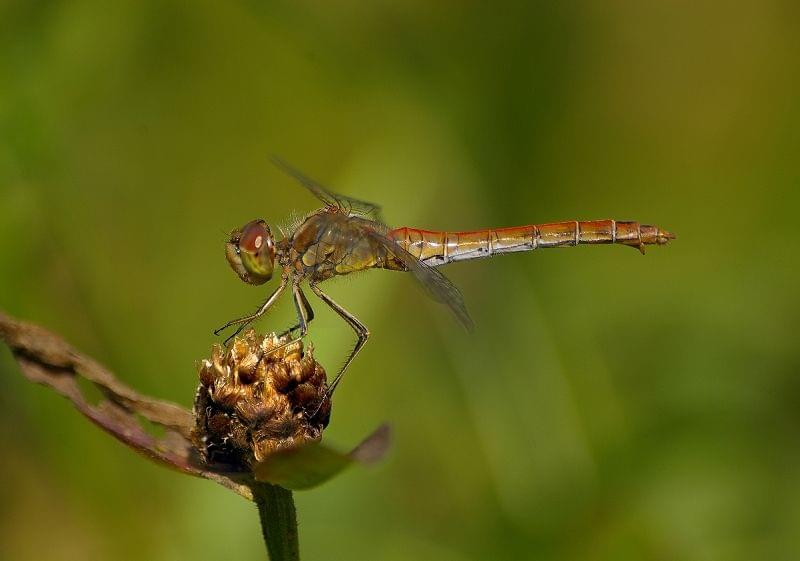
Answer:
[216,158,675,406]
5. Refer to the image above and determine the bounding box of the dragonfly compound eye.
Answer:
[225,219,276,285]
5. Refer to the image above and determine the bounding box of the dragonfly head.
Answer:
[225,219,276,285]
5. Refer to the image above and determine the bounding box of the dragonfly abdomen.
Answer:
[389,220,675,266]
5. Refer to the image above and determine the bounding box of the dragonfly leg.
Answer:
[265,282,312,357]
[278,286,314,338]
[309,282,370,399]
[214,275,288,345]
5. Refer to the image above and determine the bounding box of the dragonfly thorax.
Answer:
[225,219,277,285]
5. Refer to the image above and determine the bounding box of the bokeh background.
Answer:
[2,1,800,559]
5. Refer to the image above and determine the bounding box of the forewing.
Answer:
[270,156,383,220]
[366,229,474,332]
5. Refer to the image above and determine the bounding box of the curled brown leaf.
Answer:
[0,311,255,500]
[0,310,390,499]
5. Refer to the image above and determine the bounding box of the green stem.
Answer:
[253,483,300,560]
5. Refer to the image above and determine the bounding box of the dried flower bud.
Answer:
[193,330,331,469]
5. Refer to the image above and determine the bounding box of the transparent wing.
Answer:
[365,228,474,332]
[270,156,383,220]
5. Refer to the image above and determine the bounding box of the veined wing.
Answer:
[364,227,474,332]
[270,156,383,220]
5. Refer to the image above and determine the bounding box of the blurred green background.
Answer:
[2,1,799,559]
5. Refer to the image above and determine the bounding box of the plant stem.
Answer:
[253,483,300,560]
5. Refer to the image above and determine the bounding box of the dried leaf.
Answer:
[253,424,391,490]
[0,311,391,500]
[0,311,255,500]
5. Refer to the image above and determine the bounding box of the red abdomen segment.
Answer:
[388,220,675,266]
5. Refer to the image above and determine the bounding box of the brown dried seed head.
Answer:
[192,330,331,468]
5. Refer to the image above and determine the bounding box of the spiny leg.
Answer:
[265,282,313,357]
[214,275,288,345]
[278,286,314,338]
[309,282,369,399]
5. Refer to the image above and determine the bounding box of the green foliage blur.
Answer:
[2,1,799,559]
